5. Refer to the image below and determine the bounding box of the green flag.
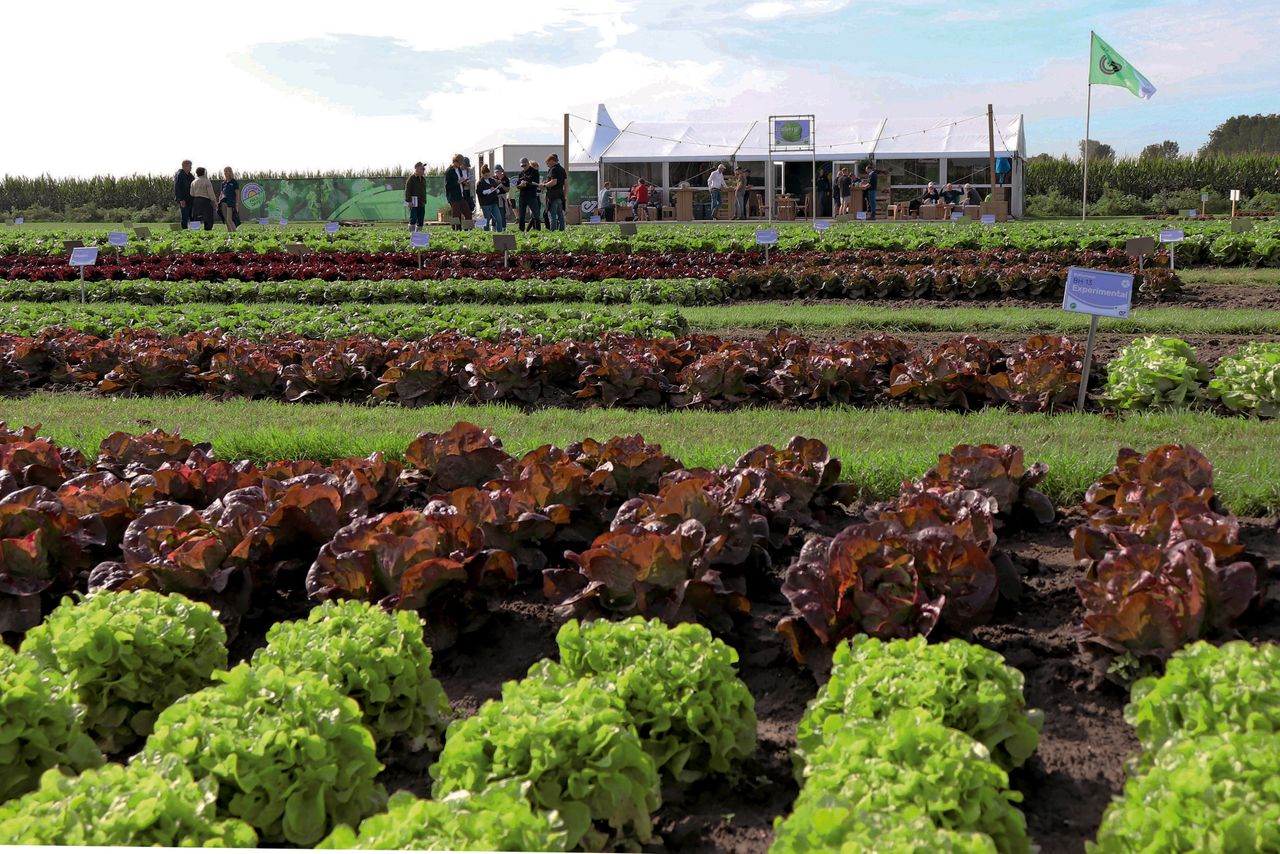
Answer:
[1089,32,1157,99]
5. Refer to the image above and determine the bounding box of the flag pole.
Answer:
[1082,31,1093,221]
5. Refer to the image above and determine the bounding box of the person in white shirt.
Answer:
[707,164,727,218]
[597,181,616,222]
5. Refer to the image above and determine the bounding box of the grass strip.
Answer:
[1179,268,1280,287]
[8,393,1279,515]
[680,304,1280,335]
[0,302,685,341]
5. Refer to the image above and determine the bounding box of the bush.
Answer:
[1126,641,1280,758]
[0,643,103,802]
[19,591,227,753]
[317,785,568,851]
[1024,190,1077,217]
[799,708,1029,853]
[1090,732,1280,853]
[772,795,997,853]
[1089,188,1148,217]
[1102,336,1208,410]
[1207,342,1280,417]
[251,601,451,755]
[796,636,1042,773]
[431,661,660,851]
[136,663,385,846]
[1245,190,1280,212]
[554,617,756,784]
[0,758,256,846]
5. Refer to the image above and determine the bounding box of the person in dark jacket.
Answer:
[963,183,983,206]
[174,160,194,227]
[515,157,541,232]
[492,165,511,231]
[444,154,467,230]
[461,156,475,220]
[477,164,504,231]
[218,167,241,231]
[405,162,427,230]
[815,167,831,218]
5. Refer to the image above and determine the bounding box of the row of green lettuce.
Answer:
[2,220,1278,263]
[1104,338,1280,417]
[0,277,727,306]
[1090,642,1280,852]
[773,637,1041,853]
[0,591,756,850]
[0,302,685,342]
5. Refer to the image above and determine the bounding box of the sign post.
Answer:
[107,231,128,260]
[1124,236,1155,271]
[69,247,99,304]
[1159,228,1184,271]
[1229,188,1241,218]
[492,233,516,268]
[410,230,431,269]
[1063,266,1134,412]
[755,228,778,262]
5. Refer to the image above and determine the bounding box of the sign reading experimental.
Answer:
[1062,266,1133,319]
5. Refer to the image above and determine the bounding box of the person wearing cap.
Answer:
[405,162,427,230]
[707,164,726,218]
[516,157,541,231]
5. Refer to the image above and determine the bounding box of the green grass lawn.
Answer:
[8,393,1279,514]
[1180,268,1280,287]
[680,304,1280,335]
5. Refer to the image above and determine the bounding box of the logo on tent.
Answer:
[1098,54,1123,75]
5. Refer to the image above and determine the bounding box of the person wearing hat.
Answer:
[707,164,726,218]
[405,162,427,230]
[516,157,541,231]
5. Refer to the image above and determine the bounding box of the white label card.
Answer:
[69,247,99,266]
[324,222,340,234]
[107,232,128,247]
[755,229,778,245]
[410,232,431,248]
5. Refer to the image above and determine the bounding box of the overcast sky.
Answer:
[2,0,1273,176]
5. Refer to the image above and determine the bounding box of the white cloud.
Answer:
[745,0,851,20]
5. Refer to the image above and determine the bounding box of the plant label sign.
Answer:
[1230,189,1241,202]
[981,214,996,224]
[1186,209,1197,218]
[410,231,431,249]
[324,222,340,234]
[619,223,638,237]
[475,217,487,229]
[856,211,868,220]
[1063,267,1133,319]
[279,218,289,226]
[107,231,128,247]
[285,243,310,257]
[13,217,23,225]
[188,221,202,230]
[755,229,778,245]
[1159,229,1185,243]
[1200,191,1210,203]
[134,227,151,240]
[950,211,964,221]
[1231,219,1254,233]
[590,215,602,224]
[257,218,269,226]
[813,220,831,232]
[492,234,517,252]
[63,240,84,251]
[1124,237,1156,258]
[68,247,99,267]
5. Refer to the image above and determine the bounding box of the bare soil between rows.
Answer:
[222,516,1280,854]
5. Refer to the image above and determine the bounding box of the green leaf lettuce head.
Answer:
[19,591,227,754]
[798,708,1030,854]
[796,636,1042,773]
[0,757,257,846]
[1089,731,1280,853]
[251,600,451,755]
[317,785,568,851]
[0,643,103,802]
[772,794,997,854]
[555,616,757,784]
[1102,336,1208,410]
[1207,341,1280,417]
[136,662,385,846]
[1126,640,1280,759]
[430,661,660,851]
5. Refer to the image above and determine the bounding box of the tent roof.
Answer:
[590,113,1025,163]
[568,104,619,163]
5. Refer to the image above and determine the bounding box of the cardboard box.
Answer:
[991,186,1008,201]
[919,204,943,221]
[979,201,1010,222]
[964,205,980,221]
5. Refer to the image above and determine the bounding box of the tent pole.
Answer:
[986,104,996,202]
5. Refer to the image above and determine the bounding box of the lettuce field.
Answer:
[0,219,1277,852]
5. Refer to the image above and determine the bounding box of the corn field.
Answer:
[1026,154,1280,202]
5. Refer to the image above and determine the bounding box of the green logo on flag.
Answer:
[1089,33,1157,99]
[1098,54,1122,75]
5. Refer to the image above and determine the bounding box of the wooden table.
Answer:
[776,195,797,221]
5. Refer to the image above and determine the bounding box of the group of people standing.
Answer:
[173,160,240,231]
[407,153,568,232]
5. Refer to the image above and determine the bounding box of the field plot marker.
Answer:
[68,246,98,304]
[492,233,516,268]
[1159,228,1184,271]
[410,230,431,269]
[1062,266,1134,412]
[755,228,778,262]
[1124,236,1154,271]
